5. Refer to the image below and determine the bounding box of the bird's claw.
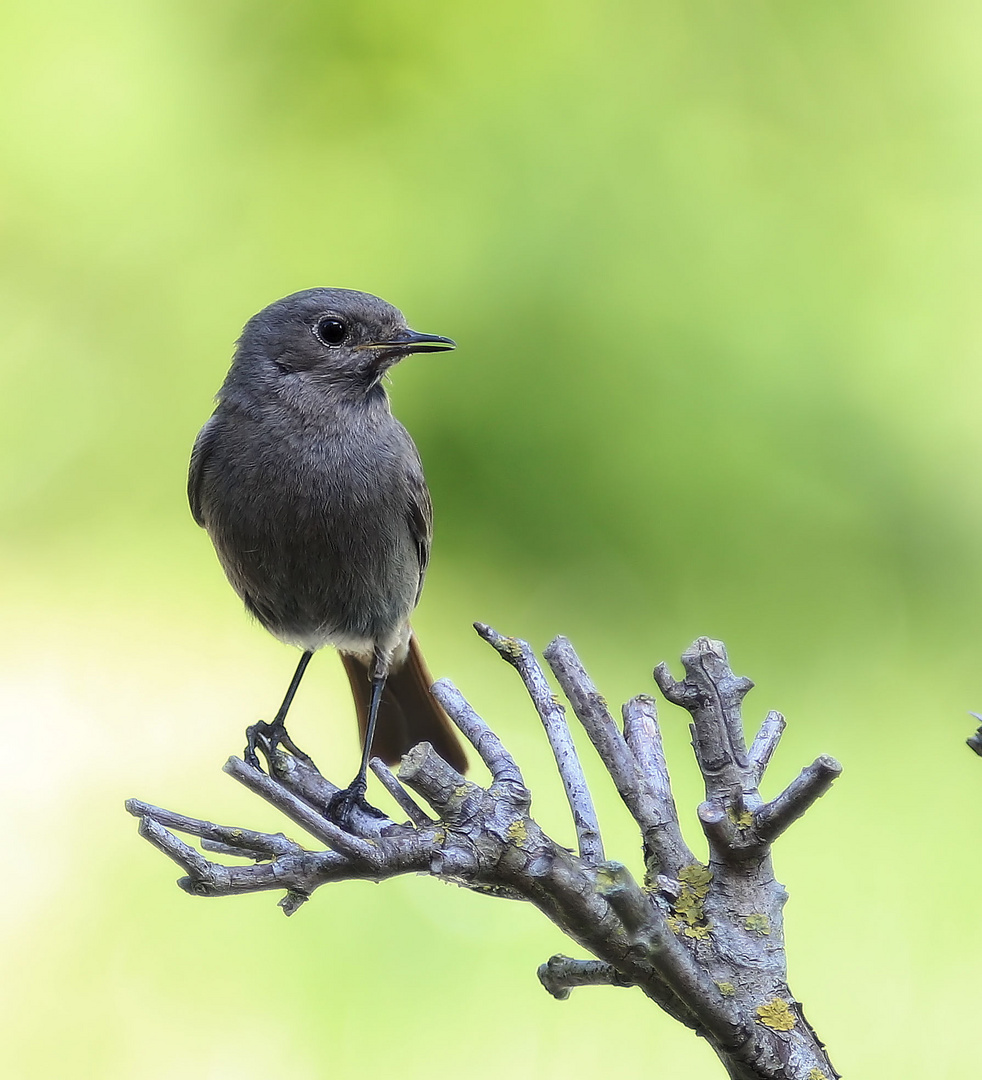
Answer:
[327,779,386,830]
[244,719,315,773]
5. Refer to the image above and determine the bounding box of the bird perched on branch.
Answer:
[188,287,467,823]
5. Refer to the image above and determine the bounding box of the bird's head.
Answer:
[229,287,455,397]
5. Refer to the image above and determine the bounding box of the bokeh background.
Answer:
[2,1,981,1076]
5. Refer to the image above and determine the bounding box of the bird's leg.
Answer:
[327,648,389,828]
[245,650,316,770]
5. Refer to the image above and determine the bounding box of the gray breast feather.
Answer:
[188,404,427,652]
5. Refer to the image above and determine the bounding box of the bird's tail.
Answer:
[339,633,468,774]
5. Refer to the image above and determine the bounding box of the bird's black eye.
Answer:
[315,316,347,346]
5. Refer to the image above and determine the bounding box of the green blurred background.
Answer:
[2,1,981,1076]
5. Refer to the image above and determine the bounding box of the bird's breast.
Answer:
[199,404,422,650]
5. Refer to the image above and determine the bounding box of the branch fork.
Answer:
[129,628,840,1080]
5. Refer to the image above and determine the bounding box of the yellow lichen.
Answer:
[500,637,523,659]
[669,863,713,939]
[745,913,771,935]
[756,999,796,1031]
[505,819,528,845]
[716,982,735,997]
[807,1071,827,1080]
[727,806,753,828]
[679,864,713,890]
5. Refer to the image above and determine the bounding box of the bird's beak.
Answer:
[363,328,456,355]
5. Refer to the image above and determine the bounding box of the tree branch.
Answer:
[746,711,786,787]
[538,955,636,999]
[369,757,433,826]
[129,628,840,1080]
[472,623,604,863]
[755,756,842,843]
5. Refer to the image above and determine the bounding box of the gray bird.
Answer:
[188,287,467,822]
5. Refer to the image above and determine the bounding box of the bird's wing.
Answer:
[405,448,433,608]
[187,413,218,527]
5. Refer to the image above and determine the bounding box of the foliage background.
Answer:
[2,2,981,1076]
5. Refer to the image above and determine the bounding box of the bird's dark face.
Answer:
[233,288,455,393]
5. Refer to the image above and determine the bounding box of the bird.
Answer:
[188,287,468,823]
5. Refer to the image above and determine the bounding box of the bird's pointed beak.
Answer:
[364,328,456,355]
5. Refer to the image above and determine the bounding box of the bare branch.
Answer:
[125,801,389,901]
[594,861,654,935]
[138,815,217,879]
[129,630,840,1080]
[430,678,524,790]
[124,798,302,858]
[621,696,671,805]
[755,756,842,843]
[655,638,754,786]
[545,636,692,876]
[747,711,786,787]
[370,757,433,826]
[538,955,636,999]
[224,756,385,863]
[621,695,693,876]
[697,802,744,854]
[474,622,604,865]
[199,839,269,859]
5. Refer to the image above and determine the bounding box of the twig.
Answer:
[474,622,604,864]
[755,756,842,843]
[430,678,523,789]
[747,711,786,787]
[370,757,433,826]
[538,955,636,999]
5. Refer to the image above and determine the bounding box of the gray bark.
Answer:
[128,629,840,1080]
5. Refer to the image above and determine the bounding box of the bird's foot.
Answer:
[244,719,315,772]
[327,777,386,830]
